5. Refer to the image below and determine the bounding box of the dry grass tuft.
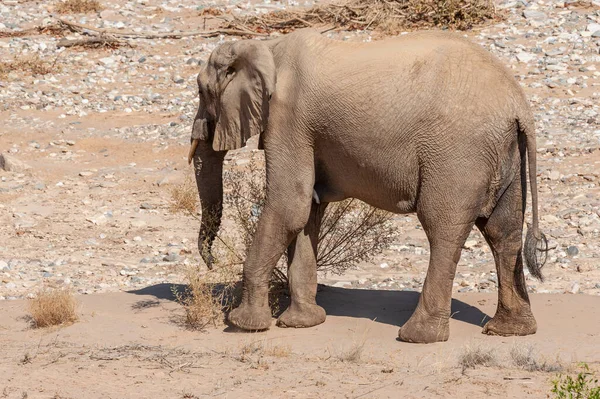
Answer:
[172,264,241,331]
[28,288,78,328]
[169,175,199,218]
[336,340,365,363]
[458,344,497,372]
[264,344,292,358]
[55,0,102,14]
[510,344,563,373]
[229,0,501,36]
[0,55,58,78]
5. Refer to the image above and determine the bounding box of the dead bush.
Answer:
[0,55,57,78]
[171,262,241,331]
[55,0,102,14]
[458,344,497,372]
[510,344,563,373]
[222,154,398,277]
[28,288,78,328]
[228,0,500,36]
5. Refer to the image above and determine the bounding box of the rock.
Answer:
[0,153,31,172]
[332,281,352,288]
[464,240,478,249]
[567,246,579,256]
[380,262,389,269]
[79,171,93,177]
[173,76,185,84]
[130,220,147,228]
[548,170,561,181]
[99,57,116,66]
[86,214,108,225]
[543,214,559,223]
[0,260,8,271]
[156,176,170,186]
[587,23,600,32]
[140,203,155,210]
[570,282,580,294]
[523,10,547,21]
[33,183,46,190]
[516,53,536,63]
[163,253,179,262]
[577,264,594,273]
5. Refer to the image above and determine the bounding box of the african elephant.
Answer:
[188,29,547,343]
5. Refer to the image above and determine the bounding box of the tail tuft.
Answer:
[524,227,548,282]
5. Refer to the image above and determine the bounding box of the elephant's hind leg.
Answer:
[398,190,478,343]
[477,177,537,337]
[277,202,328,328]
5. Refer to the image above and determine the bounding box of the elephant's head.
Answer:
[188,39,276,269]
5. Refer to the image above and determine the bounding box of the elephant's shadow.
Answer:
[129,283,490,329]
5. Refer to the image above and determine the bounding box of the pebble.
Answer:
[567,246,579,256]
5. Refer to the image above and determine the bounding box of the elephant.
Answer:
[188,28,548,343]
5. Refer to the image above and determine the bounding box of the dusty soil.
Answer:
[1,0,600,397]
[1,290,599,398]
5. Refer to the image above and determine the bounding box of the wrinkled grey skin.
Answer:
[189,29,546,343]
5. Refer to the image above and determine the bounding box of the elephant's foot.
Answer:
[228,304,272,331]
[276,303,326,328]
[482,311,537,336]
[398,311,450,343]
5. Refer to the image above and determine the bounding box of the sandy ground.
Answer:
[1,289,599,398]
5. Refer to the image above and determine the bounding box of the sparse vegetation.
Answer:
[552,363,600,399]
[228,0,500,36]
[221,155,398,277]
[510,344,563,373]
[28,288,78,328]
[171,263,240,331]
[55,0,102,14]
[458,344,497,372]
[336,340,365,363]
[170,156,397,329]
[0,55,57,79]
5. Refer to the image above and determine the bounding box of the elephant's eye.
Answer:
[225,66,235,77]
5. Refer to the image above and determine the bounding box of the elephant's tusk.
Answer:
[188,139,199,165]
[312,189,321,204]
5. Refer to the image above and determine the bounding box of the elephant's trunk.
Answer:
[190,118,227,270]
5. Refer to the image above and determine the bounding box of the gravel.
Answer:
[0,0,599,299]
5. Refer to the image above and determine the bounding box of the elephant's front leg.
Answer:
[228,161,315,331]
[277,201,328,328]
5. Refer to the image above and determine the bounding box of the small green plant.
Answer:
[552,363,600,399]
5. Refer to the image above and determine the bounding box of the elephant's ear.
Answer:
[213,41,276,152]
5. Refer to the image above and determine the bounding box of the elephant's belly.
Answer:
[313,166,418,215]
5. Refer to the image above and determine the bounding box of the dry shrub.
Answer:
[230,0,500,36]
[171,263,241,331]
[169,174,199,217]
[336,340,365,363]
[55,0,102,14]
[0,24,66,38]
[28,288,78,328]
[223,154,398,277]
[510,344,563,373]
[0,55,57,78]
[458,344,497,372]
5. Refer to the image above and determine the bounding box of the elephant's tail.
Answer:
[518,117,548,281]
